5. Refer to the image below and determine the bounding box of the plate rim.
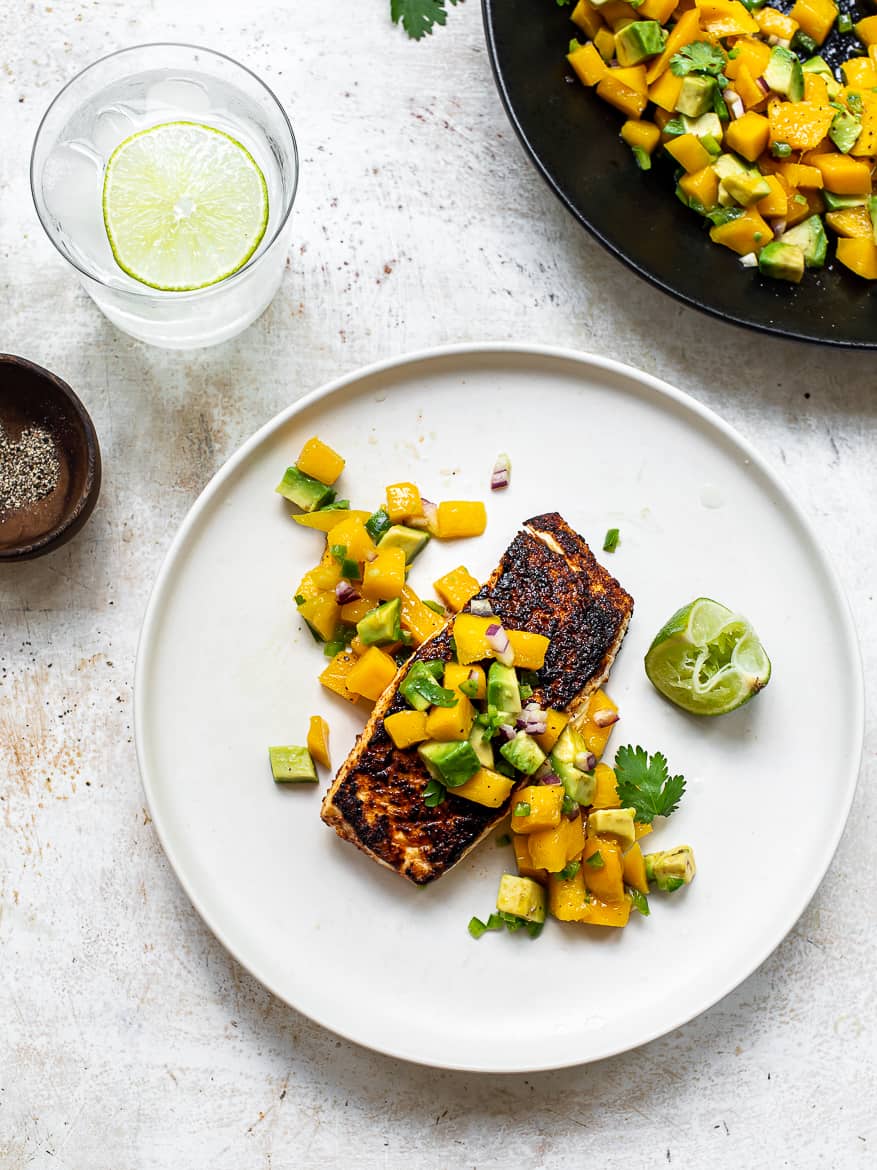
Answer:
[134,341,865,1071]
[480,0,877,351]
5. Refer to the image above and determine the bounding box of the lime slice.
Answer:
[102,121,268,291]
[644,597,771,716]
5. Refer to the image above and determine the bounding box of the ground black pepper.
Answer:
[0,422,60,511]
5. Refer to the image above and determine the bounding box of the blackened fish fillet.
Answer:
[320,512,633,884]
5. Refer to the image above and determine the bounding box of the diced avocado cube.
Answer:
[675,75,716,118]
[487,662,521,715]
[400,659,457,710]
[496,873,546,924]
[764,46,804,103]
[549,725,596,806]
[377,523,430,563]
[468,722,495,768]
[587,806,636,850]
[275,467,335,512]
[683,111,723,143]
[614,20,666,66]
[499,731,546,776]
[721,172,771,207]
[269,745,318,783]
[418,740,480,787]
[711,152,753,182]
[780,215,828,268]
[801,55,842,97]
[357,597,402,647]
[823,192,867,211]
[829,109,862,154]
[758,240,806,283]
[644,845,697,892]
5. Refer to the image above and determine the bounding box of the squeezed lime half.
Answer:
[644,597,771,716]
[102,121,269,292]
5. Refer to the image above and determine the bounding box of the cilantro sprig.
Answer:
[391,0,460,40]
[613,745,686,824]
[670,41,728,86]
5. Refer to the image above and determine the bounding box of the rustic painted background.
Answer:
[1,1,874,1166]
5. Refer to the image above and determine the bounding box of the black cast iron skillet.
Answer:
[483,0,877,347]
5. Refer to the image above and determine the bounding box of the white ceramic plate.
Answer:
[135,345,863,1072]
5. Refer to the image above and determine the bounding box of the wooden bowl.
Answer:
[0,355,101,561]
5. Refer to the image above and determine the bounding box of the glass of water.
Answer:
[31,44,298,350]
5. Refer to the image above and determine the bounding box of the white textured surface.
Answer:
[0,1,874,1166]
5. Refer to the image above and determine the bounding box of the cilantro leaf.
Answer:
[423,778,447,807]
[391,0,458,40]
[670,41,727,81]
[613,745,686,823]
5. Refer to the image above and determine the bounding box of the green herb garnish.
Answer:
[423,778,447,807]
[468,916,487,939]
[561,793,577,816]
[663,116,686,136]
[603,527,620,553]
[837,11,853,31]
[364,507,391,542]
[771,141,792,158]
[670,41,728,84]
[294,593,306,606]
[557,860,581,881]
[423,599,445,615]
[614,745,686,824]
[586,851,605,869]
[513,801,531,817]
[391,0,459,40]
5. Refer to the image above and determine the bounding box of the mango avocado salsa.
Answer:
[565,0,877,282]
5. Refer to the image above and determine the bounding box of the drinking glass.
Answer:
[31,44,298,349]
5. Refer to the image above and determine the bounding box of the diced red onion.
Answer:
[497,723,517,743]
[469,598,494,617]
[485,622,514,667]
[755,76,770,95]
[468,668,480,685]
[592,708,619,728]
[575,751,597,772]
[491,453,511,491]
[516,710,547,735]
[724,89,744,120]
[739,251,759,268]
[770,218,787,237]
[535,762,561,785]
[335,580,361,604]
[409,498,439,535]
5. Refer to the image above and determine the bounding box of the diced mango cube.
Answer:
[622,842,649,894]
[568,41,608,88]
[451,767,515,808]
[648,70,684,112]
[591,762,622,809]
[436,501,487,540]
[789,0,838,45]
[709,208,774,254]
[400,585,445,646]
[580,689,619,759]
[295,436,345,485]
[596,74,648,118]
[425,694,475,741]
[768,101,834,150]
[582,836,625,903]
[361,545,407,600]
[679,165,720,212]
[319,650,361,703]
[511,784,564,834]
[646,8,700,83]
[836,237,877,278]
[571,0,604,39]
[384,709,429,749]
[527,815,584,873]
[452,613,495,665]
[507,629,551,670]
[307,715,331,769]
[665,133,714,175]
[579,899,631,927]
[385,482,423,522]
[346,646,398,702]
[813,153,873,194]
[326,516,376,565]
[534,708,569,754]
[755,6,799,39]
[340,597,375,624]
[444,660,486,701]
[725,111,770,162]
[433,565,481,612]
[548,867,590,922]
[298,591,340,642]
[513,834,548,881]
